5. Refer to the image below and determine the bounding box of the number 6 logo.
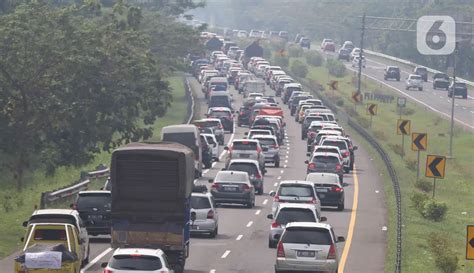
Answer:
[417,16,456,55]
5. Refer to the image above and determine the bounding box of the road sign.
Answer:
[411,133,428,151]
[397,97,406,107]
[425,155,446,179]
[328,80,338,90]
[352,92,362,103]
[366,103,377,115]
[397,119,411,135]
[467,225,474,260]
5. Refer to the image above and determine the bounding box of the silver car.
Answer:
[225,139,266,171]
[267,203,326,248]
[275,222,345,273]
[250,135,281,167]
[190,192,219,237]
[405,74,423,91]
[270,181,321,217]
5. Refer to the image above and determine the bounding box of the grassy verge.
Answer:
[0,75,188,258]
[290,57,474,272]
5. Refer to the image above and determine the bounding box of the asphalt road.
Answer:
[323,50,474,131]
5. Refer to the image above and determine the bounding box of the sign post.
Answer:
[467,225,474,260]
[397,97,406,120]
[411,133,428,180]
[397,119,411,158]
[366,103,377,128]
[425,155,446,198]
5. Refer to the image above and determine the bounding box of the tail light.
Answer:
[242,184,251,191]
[327,244,336,259]
[308,163,316,170]
[271,221,280,228]
[308,197,318,204]
[72,204,77,210]
[335,164,342,171]
[103,269,113,273]
[343,151,350,157]
[211,183,218,190]
[255,173,262,180]
[277,241,285,257]
[331,186,343,193]
[207,210,214,219]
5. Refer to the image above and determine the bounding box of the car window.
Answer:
[34,229,66,241]
[276,209,316,225]
[162,132,198,155]
[210,111,231,118]
[228,163,258,175]
[315,148,338,154]
[77,195,111,209]
[205,136,216,145]
[282,227,332,245]
[109,255,163,271]
[232,141,257,150]
[279,185,313,197]
[215,172,248,182]
[322,140,347,150]
[191,196,211,209]
[312,156,339,164]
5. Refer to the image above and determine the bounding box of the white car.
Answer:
[102,248,174,272]
[201,133,219,161]
[190,192,219,237]
[350,47,361,60]
[351,56,366,68]
[406,74,423,91]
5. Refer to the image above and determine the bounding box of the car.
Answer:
[274,222,345,273]
[319,138,351,173]
[250,134,281,167]
[246,128,273,139]
[227,159,265,195]
[433,73,450,90]
[290,94,313,116]
[207,107,235,132]
[237,105,252,126]
[306,172,345,211]
[341,40,354,52]
[270,180,321,217]
[322,135,358,171]
[308,129,343,153]
[267,203,326,248]
[406,74,423,91]
[190,192,219,237]
[200,134,213,169]
[300,37,311,49]
[209,170,256,208]
[73,191,111,236]
[305,152,344,182]
[278,31,289,40]
[323,41,335,52]
[201,133,219,161]
[350,47,361,60]
[192,118,225,145]
[225,139,266,171]
[321,39,334,51]
[384,66,401,81]
[338,48,350,61]
[301,116,325,139]
[351,55,366,68]
[448,82,468,99]
[414,66,428,82]
[102,248,175,273]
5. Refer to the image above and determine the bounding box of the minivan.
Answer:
[209,92,232,110]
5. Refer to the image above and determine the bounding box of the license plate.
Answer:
[239,154,250,158]
[191,225,200,230]
[297,250,315,257]
[319,194,326,199]
[223,186,238,192]
[316,188,328,193]
[88,215,102,220]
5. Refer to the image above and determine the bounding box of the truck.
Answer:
[243,41,264,68]
[110,142,195,273]
[243,80,266,98]
[15,223,83,273]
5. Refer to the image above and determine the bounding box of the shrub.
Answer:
[389,144,405,157]
[410,192,429,211]
[336,99,344,107]
[326,59,347,77]
[373,130,387,141]
[402,107,415,115]
[288,45,303,58]
[344,105,359,117]
[290,60,308,78]
[273,55,289,67]
[304,51,323,67]
[405,157,418,171]
[415,178,432,193]
[427,232,459,273]
[422,199,448,221]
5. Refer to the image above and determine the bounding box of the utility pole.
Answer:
[448,42,458,158]
[357,13,366,97]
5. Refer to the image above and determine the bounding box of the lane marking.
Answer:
[80,247,113,273]
[280,170,284,174]
[262,199,268,205]
[236,234,243,240]
[210,270,216,273]
[273,182,278,187]
[246,221,253,227]
[339,164,359,273]
[255,209,261,215]
[277,176,281,180]
[285,160,288,163]
[283,165,287,168]
[221,250,231,258]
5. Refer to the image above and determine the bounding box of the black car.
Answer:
[299,37,311,49]
[337,48,350,61]
[433,73,450,90]
[200,135,213,169]
[74,191,111,236]
[414,66,428,82]
[448,82,468,99]
[237,106,252,126]
[384,66,401,81]
[301,116,325,139]
[290,95,312,116]
[306,173,345,211]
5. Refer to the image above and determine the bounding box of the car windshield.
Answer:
[215,172,248,182]
[276,209,316,225]
[410,75,422,80]
[196,120,220,128]
[77,195,111,209]
[315,148,338,154]
[228,163,258,176]
[312,156,339,164]
[232,141,257,150]
[279,185,313,197]
[322,140,347,150]
[34,229,66,241]
[282,227,332,245]
[109,255,162,270]
[191,196,211,209]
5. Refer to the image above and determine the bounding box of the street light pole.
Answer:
[448,42,458,158]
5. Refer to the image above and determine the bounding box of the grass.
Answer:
[292,57,474,272]
[0,75,188,258]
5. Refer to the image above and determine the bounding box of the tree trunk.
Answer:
[14,149,25,191]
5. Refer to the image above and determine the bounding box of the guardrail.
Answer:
[185,76,195,124]
[365,49,474,87]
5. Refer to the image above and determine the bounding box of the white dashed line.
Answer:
[210,270,216,273]
[221,250,231,258]
[263,199,268,205]
[274,182,278,187]
[382,226,388,231]
[462,107,466,110]
[236,234,243,241]
[246,221,253,227]
[284,165,287,168]
[375,190,380,193]
[280,170,285,174]
[277,176,281,180]
[255,210,261,215]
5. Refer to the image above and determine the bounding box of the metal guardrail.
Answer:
[365,49,474,87]
[184,77,195,124]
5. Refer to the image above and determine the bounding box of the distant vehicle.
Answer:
[342,40,355,51]
[384,66,401,81]
[305,152,344,181]
[225,139,266,171]
[278,31,289,40]
[201,133,219,161]
[321,39,333,50]
[414,66,428,82]
[209,170,256,208]
[192,118,225,145]
[190,192,219,237]
[274,222,345,273]
[102,248,175,273]
[405,74,423,91]
[237,30,248,38]
[351,55,366,68]
[432,73,450,90]
[306,172,345,211]
[323,41,335,52]
[74,191,111,236]
[448,82,468,99]
[227,159,265,195]
[250,134,281,167]
[249,29,264,38]
[338,48,350,61]
[350,47,361,60]
[270,180,321,217]
[237,105,252,126]
[299,37,311,49]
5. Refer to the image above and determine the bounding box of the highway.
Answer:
[78,76,387,273]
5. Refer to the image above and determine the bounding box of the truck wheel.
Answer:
[337,202,345,211]
[209,227,218,238]
[173,264,184,273]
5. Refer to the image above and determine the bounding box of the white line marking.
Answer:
[274,182,278,187]
[80,247,113,273]
[221,250,231,258]
[285,160,288,163]
[255,210,261,215]
[203,169,209,174]
[280,170,284,174]
[375,190,380,193]
[246,221,253,227]
[382,226,388,231]
[236,234,243,240]
[277,176,281,179]
[284,165,287,168]
[263,199,268,205]
[210,270,216,273]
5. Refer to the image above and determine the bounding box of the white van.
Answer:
[161,124,203,177]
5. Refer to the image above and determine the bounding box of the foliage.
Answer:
[273,55,289,68]
[404,158,418,171]
[415,179,432,193]
[287,44,303,58]
[422,199,448,222]
[410,192,429,211]
[427,232,459,273]
[290,60,308,78]
[373,129,387,141]
[355,116,370,129]
[304,51,323,67]
[326,59,347,77]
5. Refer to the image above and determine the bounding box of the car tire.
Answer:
[275,159,280,168]
[337,202,345,211]
[269,240,277,248]
[209,227,218,238]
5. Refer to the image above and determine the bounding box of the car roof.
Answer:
[229,159,259,165]
[312,152,341,158]
[113,248,164,257]
[197,118,222,122]
[277,203,317,210]
[78,190,111,196]
[280,180,314,186]
[306,172,340,182]
[285,222,331,229]
[32,209,78,216]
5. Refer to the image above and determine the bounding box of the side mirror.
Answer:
[208,179,214,183]
[101,262,108,268]
[304,160,309,164]
[269,191,276,197]
[353,146,358,151]
[337,236,346,243]
[320,216,327,222]
[22,221,28,227]
[20,237,24,242]
[267,214,273,219]
[224,146,229,150]
[191,211,197,222]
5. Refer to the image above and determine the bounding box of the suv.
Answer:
[448,82,468,99]
[306,173,345,211]
[251,135,281,167]
[406,74,423,91]
[267,203,326,248]
[338,48,350,61]
[225,139,266,171]
[102,248,174,273]
[299,37,311,49]
[433,73,450,90]
[209,170,256,208]
[384,66,401,81]
[305,152,344,181]
[414,66,428,82]
[207,107,234,133]
[270,180,321,217]
[74,191,111,236]
[190,192,219,237]
[274,222,345,273]
[227,159,265,195]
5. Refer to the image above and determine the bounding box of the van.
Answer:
[161,124,203,177]
[209,92,232,109]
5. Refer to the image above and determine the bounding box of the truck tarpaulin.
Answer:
[258,108,283,117]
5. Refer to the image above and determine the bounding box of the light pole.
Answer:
[448,42,458,158]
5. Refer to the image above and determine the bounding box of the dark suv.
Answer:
[299,37,311,49]
[338,48,350,61]
[384,66,400,81]
[433,73,450,90]
[448,82,468,99]
[414,66,428,82]
[74,191,111,236]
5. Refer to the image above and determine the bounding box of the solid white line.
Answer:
[236,234,243,240]
[246,221,253,227]
[221,250,231,258]
[255,210,261,215]
[80,247,113,273]
[263,199,268,205]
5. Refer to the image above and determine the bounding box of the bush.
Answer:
[422,199,448,221]
[428,232,459,273]
[273,55,289,67]
[344,105,359,117]
[402,107,416,115]
[290,60,308,78]
[288,45,303,58]
[336,99,344,107]
[410,192,429,211]
[304,51,323,67]
[415,178,432,193]
[389,144,405,157]
[326,59,347,77]
[405,157,418,171]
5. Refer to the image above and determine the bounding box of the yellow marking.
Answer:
[339,164,359,272]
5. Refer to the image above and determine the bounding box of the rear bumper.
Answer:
[86,225,111,235]
[190,219,217,233]
[276,258,337,272]
[211,191,253,204]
